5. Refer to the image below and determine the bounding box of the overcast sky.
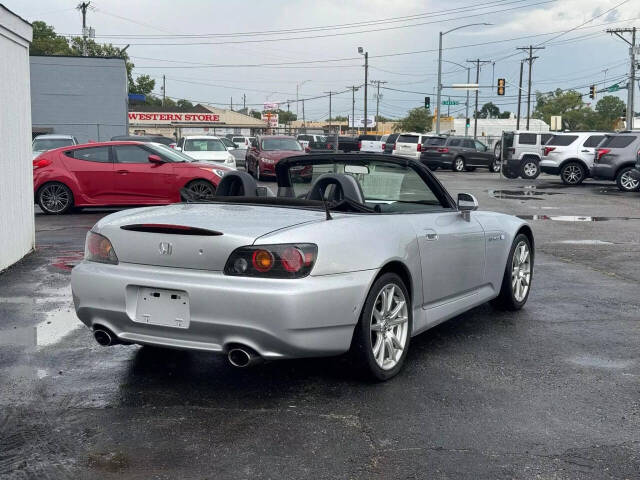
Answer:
[6,0,640,119]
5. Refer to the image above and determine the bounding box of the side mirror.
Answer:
[148,154,165,165]
[457,193,478,221]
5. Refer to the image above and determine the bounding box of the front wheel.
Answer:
[560,162,585,185]
[184,180,216,201]
[37,182,74,214]
[616,167,640,192]
[491,233,533,311]
[351,273,412,381]
[452,157,465,172]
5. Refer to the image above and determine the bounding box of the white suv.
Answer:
[539,132,608,185]
[501,131,553,179]
[392,132,430,160]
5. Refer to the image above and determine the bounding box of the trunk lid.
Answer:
[96,203,326,270]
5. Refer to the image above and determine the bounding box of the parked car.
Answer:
[32,141,230,214]
[232,136,252,150]
[337,136,359,153]
[71,153,534,381]
[500,131,554,179]
[32,134,78,159]
[175,136,236,168]
[392,133,431,160]
[306,137,338,153]
[245,135,305,180]
[110,135,175,146]
[591,132,640,192]
[297,134,326,150]
[539,132,608,185]
[219,137,237,150]
[420,136,501,172]
[382,133,400,154]
[357,134,384,153]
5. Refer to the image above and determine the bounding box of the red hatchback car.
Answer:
[245,135,306,180]
[33,141,230,214]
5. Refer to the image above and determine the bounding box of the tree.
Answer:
[131,75,156,96]
[595,96,625,130]
[498,111,511,119]
[30,21,72,55]
[333,115,348,122]
[532,89,602,130]
[376,115,391,123]
[477,102,500,119]
[394,107,432,133]
[250,111,262,119]
[177,99,194,110]
[276,109,297,123]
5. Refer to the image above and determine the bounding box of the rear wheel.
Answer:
[491,233,533,311]
[452,156,465,172]
[37,182,74,215]
[560,162,585,185]
[520,157,540,179]
[351,273,412,381]
[616,167,640,192]
[490,161,501,173]
[184,180,216,201]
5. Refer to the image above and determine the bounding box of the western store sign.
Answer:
[128,112,221,124]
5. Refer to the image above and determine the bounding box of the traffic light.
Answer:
[589,85,596,99]
[497,78,506,96]
[466,118,471,128]
[424,96,431,110]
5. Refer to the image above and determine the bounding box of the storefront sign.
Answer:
[263,102,279,111]
[261,113,279,127]
[128,112,221,124]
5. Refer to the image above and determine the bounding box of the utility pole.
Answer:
[516,60,524,130]
[517,46,544,130]
[465,67,470,136]
[230,97,233,111]
[607,27,637,130]
[346,86,359,134]
[302,99,305,129]
[371,80,387,130]
[243,93,246,111]
[363,52,369,133]
[162,74,166,107]
[324,91,335,132]
[77,2,91,56]
[467,59,492,139]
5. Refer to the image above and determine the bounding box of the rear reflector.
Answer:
[120,224,222,236]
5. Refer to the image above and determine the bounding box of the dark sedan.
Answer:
[420,136,501,172]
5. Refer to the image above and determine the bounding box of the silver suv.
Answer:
[591,132,640,192]
[500,131,553,179]
[539,132,608,185]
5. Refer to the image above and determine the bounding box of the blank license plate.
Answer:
[135,287,190,329]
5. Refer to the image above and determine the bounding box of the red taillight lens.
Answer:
[417,143,422,152]
[437,147,449,153]
[392,143,396,150]
[305,146,311,153]
[382,143,386,150]
[543,146,556,156]
[596,148,611,161]
[225,244,318,278]
[358,141,362,150]
[33,158,52,169]
[85,231,118,265]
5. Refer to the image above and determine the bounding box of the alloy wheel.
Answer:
[562,164,583,184]
[491,162,501,173]
[370,284,409,370]
[39,184,71,213]
[619,171,639,191]
[454,158,464,172]
[187,181,215,201]
[511,241,531,302]
[523,162,538,177]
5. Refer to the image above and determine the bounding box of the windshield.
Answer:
[33,138,74,151]
[262,138,303,151]
[286,159,448,213]
[184,139,226,152]
[147,143,192,162]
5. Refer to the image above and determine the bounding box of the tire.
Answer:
[255,163,262,181]
[616,167,640,192]
[350,272,412,381]
[520,157,540,179]
[184,179,216,201]
[490,161,501,173]
[37,182,74,215]
[491,233,533,311]
[560,162,585,185]
[503,166,519,179]
[494,141,502,159]
[452,156,465,172]
[464,166,477,172]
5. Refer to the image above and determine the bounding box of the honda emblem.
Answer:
[158,242,173,255]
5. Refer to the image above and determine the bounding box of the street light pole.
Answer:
[358,47,369,133]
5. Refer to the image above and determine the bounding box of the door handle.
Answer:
[424,229,438,241]
[580,149,590,152]
[116,169,129,174]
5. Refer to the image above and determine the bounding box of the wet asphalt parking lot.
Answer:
[1,170,639,479]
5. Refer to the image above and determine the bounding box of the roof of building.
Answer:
[197,104,267,127]
[0,3,33,43]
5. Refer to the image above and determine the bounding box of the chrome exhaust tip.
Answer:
[93,328,115,346]
[227,347,262,368]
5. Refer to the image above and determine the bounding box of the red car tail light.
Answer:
[85,231,118,265]
[382,143,386,150]
[358,141,362,150]
[596,148,610,162]
[305,146,311,153]
[392,144,396,150]
[543,146,555,156]
[33,158,52,169]
[225,244,317,278]
[417,143,422,152]
[437,147,449,153]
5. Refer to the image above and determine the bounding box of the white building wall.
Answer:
[0,7,34,271]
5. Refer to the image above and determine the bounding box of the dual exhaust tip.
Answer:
[93,328,262,368]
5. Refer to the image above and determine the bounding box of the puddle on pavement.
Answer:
[489,188,562,200]
[568,356,634,369]
[518,215,640,222]
[556,240,614,245]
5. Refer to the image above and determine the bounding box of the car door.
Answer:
[62,146,115,202]
[112,144,175,203]
[474,140,492,166]
[461,139,480,165]
[579,134,606,169]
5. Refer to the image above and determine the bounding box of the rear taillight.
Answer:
[437,147,449,153]
[417,143,422,152]
[305,146,311,153]
[382,143,386,150]
[85,231,118,265]
[392,144,396,150]
[596,148,611,162]
[358,141,362,150]
[543,147,555,156]
[33,158,52,169]
[225,244,317,278]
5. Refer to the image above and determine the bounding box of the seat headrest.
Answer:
[306,173,365,204]
[215,171,258,197]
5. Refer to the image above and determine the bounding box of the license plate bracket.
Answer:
[134,287,190,329]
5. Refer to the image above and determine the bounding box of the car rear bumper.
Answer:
[71,261,374,359]
[392,150,420,159]
[421,155,453,168]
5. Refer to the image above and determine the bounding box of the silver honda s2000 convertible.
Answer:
[71,153,533,380]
